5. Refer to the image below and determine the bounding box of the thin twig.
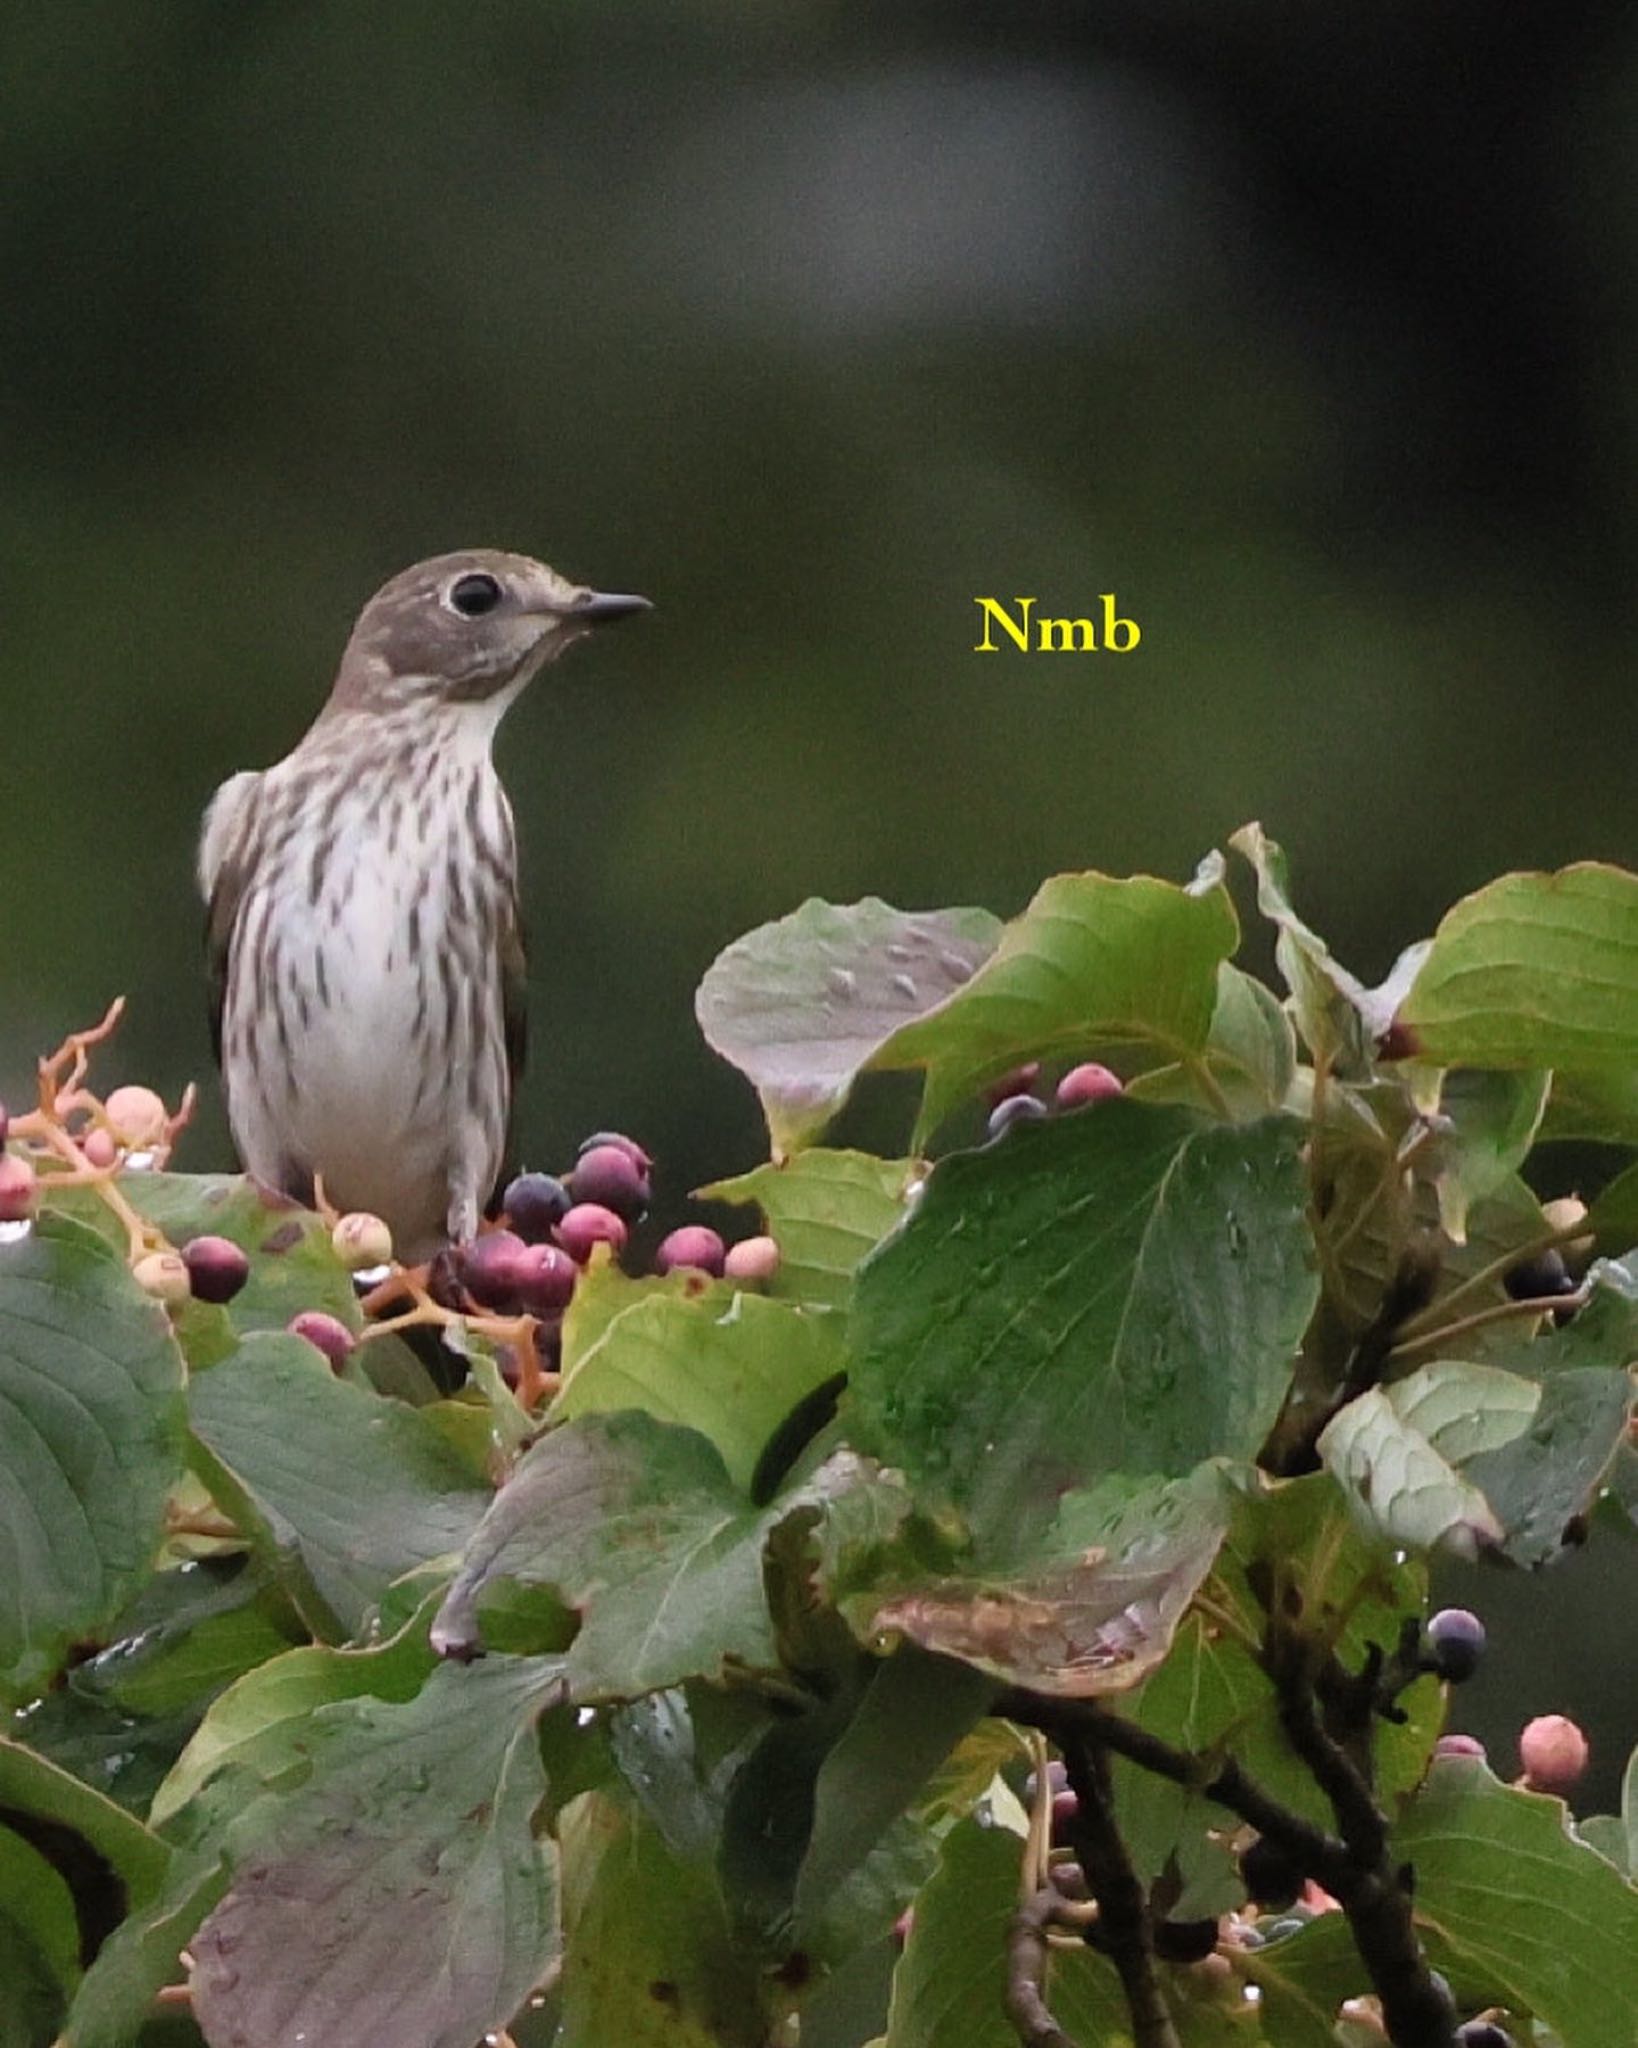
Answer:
[1387,1286,1587,1364]
[1005,1887,1083,2048]
[1058,1735,1180,2048]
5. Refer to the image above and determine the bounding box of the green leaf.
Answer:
[556,1788,765,2048]
[1398,1757,1638,2046]
[431,1411,787,1690]
[185,1655,563,2048]
[883,1815,1133,2048]
[1461,1368,1634,1566]
[1541,1067,1638,1146]
[695,897,1003,1154]
[1399,863,1638,1070]
[0,1738,171,1906]
[186,1332,492,1634]
[553,1286,845,1493]
[0,1823,83,2002]
[1434,1068,1551,1242]
[849,1103,1316,1557]
[1205,962,1299,1115]
[1318,1389,1504,1560]
[66,1557,297,1720]
[0,1215,187,1704]
[699,1149,913,1308]
[868,1470,1231,1697]
[1588,1159,1638,1252]
[1231,823,1385,1070]
[877,862,1240,1146]
[1382,1361,1540,1465]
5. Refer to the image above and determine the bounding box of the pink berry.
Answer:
[556,1203,628,1264]
[1055,1062,1124,1109]
[1518,1714,1589,1796]
[104,1084,168,1147]
[568,1143,651,1222]
[577,1130,653,1174]
[0,1101,9,1146]
[0,1154,38,1222]
[134,1250,191,1304]
[724,1234,781,1285]
[983,1062,1042,1109]
[288,1310,355,1370]
[456,1229,535,1311]
[1435,1733,1487,1762]
[516,1242,578,1316]
[82,1127,120,1169]
[655,1225,726,1278]
[182,1235,251,1304]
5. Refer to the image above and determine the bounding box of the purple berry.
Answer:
[1055,1062,1124,1109]
[654,1225,726,1278]
[556,1203,628,1265]
[502,1172,571,1244]
[515,1242,578,1316]
[1455,2025,1513,2048]
[577,1130,653,1174]
[983,1062,1042,1109]
[457,1229,535,1311]
[1426,1608,1486,1684]
[288,1310,354,1370]
[568,1143,651,1222]
[986,1093,1048,1141]
[182,1234,251,1305]
[0,1154,38,1222]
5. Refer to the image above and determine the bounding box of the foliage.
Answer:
[3,829,1637,2048]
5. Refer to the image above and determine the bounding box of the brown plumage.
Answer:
[199,550,648,1261]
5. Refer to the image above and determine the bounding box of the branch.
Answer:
[1005,1888,1083,2048]
[1057,1735,1180,2048]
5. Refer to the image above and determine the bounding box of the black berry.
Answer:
[1239,1835,1303,1911]
[1503,1248,1573,1301]
[1426,1608,1487,1684]
[502,1173,571,1244]
[182,1235,251,1305]
[1455,2024,1513,2048]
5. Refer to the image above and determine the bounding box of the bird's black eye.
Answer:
[447,571,503,618]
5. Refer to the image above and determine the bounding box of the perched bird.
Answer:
[198,549,649,1262]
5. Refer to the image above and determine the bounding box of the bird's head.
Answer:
[326,549,650,719]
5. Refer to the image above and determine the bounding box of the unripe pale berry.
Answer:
[82,1127,119,1169]
[516,1242,578,1316]
[1435,1733,1487,1762]
[1056,1061,1124,1109]
[1426,1608,1486,1683]
[134,1251,191,1305]
[577,1130,653,1174]
[331,1211,394,1270]
[986,1093,1048,1141]
[983,1062,1041,1108]
[654,1225,726,1277]
[0,1154,38,1222]
[104,1085,168,1147]
[556,1203,629,1264]
[568,1143,651,1222]
[724,1234,781,1285]
[288,1310,354,1370]
[182,1235,250,1304]
[457,1230,535,1311]
[1518,1713,1589,1795]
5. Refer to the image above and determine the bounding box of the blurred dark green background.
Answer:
[4,4,1635,1796]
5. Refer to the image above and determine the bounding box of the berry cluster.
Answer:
[984,1060,1124,1141]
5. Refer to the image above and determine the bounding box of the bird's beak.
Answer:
[566,589,652,624]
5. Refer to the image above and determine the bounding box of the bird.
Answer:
[198,549,649,1263]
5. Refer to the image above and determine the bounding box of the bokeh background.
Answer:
[4,4,1636,1800]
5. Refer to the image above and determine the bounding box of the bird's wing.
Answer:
[198,770,263,1065]
[500,879,527,1093]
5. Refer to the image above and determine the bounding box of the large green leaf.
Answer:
[553,1286,845,1493]
[432,1411,805,1692]
[878,862,1240,1146]
[0,1215,187,1703]
[186,1655,563,2048]
[695,897,1003,1154]
[1318,1389,1504,1561]
[1231,823,1385,1070]
[700,1149,913,1308]
[556,1788,765,2048]
[1398,1756,1638,2045]
[1399,864,1638,1070]
[849,1102,1316,1556]
[1434,1068,1551,1243]
[1461,1368,1634,1566]
[186,1332,492,1634]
